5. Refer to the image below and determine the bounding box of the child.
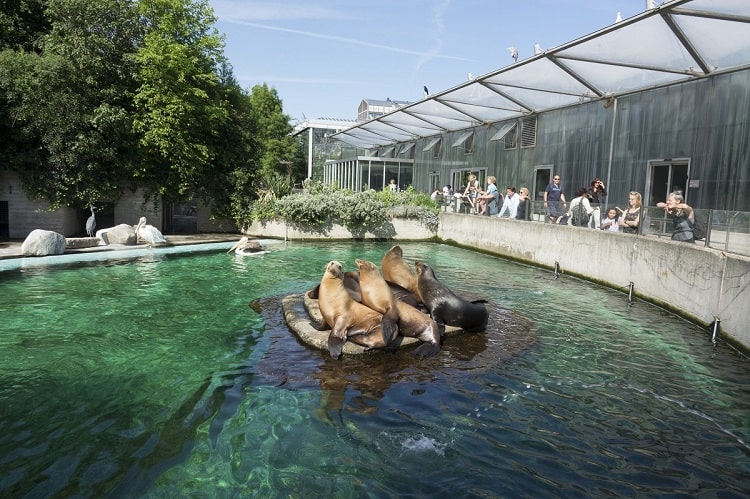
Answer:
[600,206,620,232]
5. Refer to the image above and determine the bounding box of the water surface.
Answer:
[0,241,748,497]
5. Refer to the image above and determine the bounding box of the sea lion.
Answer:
[381,245,419,295]
[356,259,441,357]
[317,260,391,358]
[354,259,400,345]
[414,261,489,333]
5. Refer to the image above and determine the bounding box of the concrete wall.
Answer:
[437,213,750,350]
[245,217,435,241]
[0,171,78,237]
[116,189,162,230]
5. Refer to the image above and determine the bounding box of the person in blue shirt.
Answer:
[544,175,567,223]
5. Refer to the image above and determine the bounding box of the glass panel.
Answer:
[451,131,473,148]
[484,58,591,94]
[675,15,750,69]
[560,59,689,94]
[490,122,516,141]
[422,137,441,152]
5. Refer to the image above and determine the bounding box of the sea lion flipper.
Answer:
[381,316,399,345]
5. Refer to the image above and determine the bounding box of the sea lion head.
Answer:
[386,245,403,258]
[325,260,344,279]
[414,261,430,277]
[355,258,378,274]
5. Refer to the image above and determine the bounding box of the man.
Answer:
[544,175,567,223]
[497,186,520,218]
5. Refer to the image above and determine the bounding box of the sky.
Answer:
[208,0,651,124]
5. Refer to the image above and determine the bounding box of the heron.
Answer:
[86,206,96,237]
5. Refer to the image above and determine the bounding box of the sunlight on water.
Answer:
[1,241,748,497]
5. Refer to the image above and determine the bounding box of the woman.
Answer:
[619,191,642,234]
[516,187,530,220]
[587,177,607,228]
[656,191,694,243]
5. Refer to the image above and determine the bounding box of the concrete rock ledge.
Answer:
[66,237,101,249]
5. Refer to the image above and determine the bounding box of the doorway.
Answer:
[645,159,690,206]
[532,165,553,202]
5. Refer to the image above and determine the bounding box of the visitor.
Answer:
[516,187,530,221]
[600,206,620,232]
[569,187,594,227]
[497,186,520,218]
[618,191,642,234]
[656,191,695,243]
[477,177,500,216]
[586,177,607,228]
[544,175,567,223]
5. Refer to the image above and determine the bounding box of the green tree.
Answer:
[248,83,305,182]
[132,0,229,204]
[0,0,142,208]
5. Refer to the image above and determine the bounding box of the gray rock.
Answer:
[21,229,66,256]
[97,224,137,245]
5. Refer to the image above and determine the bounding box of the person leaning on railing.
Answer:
[656,191,695,243]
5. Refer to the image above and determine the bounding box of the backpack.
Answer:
[691,212,707,240]
[571,199,589,227]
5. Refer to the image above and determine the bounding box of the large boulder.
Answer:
[21,229,66,256]
[96,224,137,245]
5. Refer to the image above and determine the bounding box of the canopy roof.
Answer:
[333,0,750,149]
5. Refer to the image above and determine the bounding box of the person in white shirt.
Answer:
[497,186,520,218]
[569,187,595,227]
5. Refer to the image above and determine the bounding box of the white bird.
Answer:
[646,0,656,9]
[615,11,623,22]
[534,43,543,55]
[134,217,167,246]
[467,72,474,81]
[507,46,518,62]
[227,236,268,256]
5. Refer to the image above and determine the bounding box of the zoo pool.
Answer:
[0,241,748,497]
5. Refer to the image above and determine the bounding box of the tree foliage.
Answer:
[0,0,307,220]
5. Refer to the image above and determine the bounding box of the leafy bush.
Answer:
[236,180,440,234]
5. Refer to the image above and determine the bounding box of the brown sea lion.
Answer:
[356,259,441,357]
[354,259,400,345]
[414,261,489,333]
[317,260,390,358]
[381,245,419,295]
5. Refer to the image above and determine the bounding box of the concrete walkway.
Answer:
[0,233,243,260]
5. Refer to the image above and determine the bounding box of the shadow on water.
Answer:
[249,293,539,423]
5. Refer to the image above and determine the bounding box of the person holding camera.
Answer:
[587,177,608,229]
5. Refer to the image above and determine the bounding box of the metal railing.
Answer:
[439,196,750,257]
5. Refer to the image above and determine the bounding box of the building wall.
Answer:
[400,68,750,212]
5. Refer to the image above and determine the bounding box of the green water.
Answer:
[1,241,748,497]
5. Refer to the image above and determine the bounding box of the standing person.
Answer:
[569,188,594,227]
[600,207,620,232]
[543,175,567,223]
[463,174,481,214]
[477,176,499,216]
[657,191,695,243]
[587,177,607,228]
[516,187,530,220]
[618,191,642,234]
[497,186,520,218]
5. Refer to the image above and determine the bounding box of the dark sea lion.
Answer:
[354,259,400,345]
[414,261,489,333]
[317,260,390,358]
[381,245,419,295]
